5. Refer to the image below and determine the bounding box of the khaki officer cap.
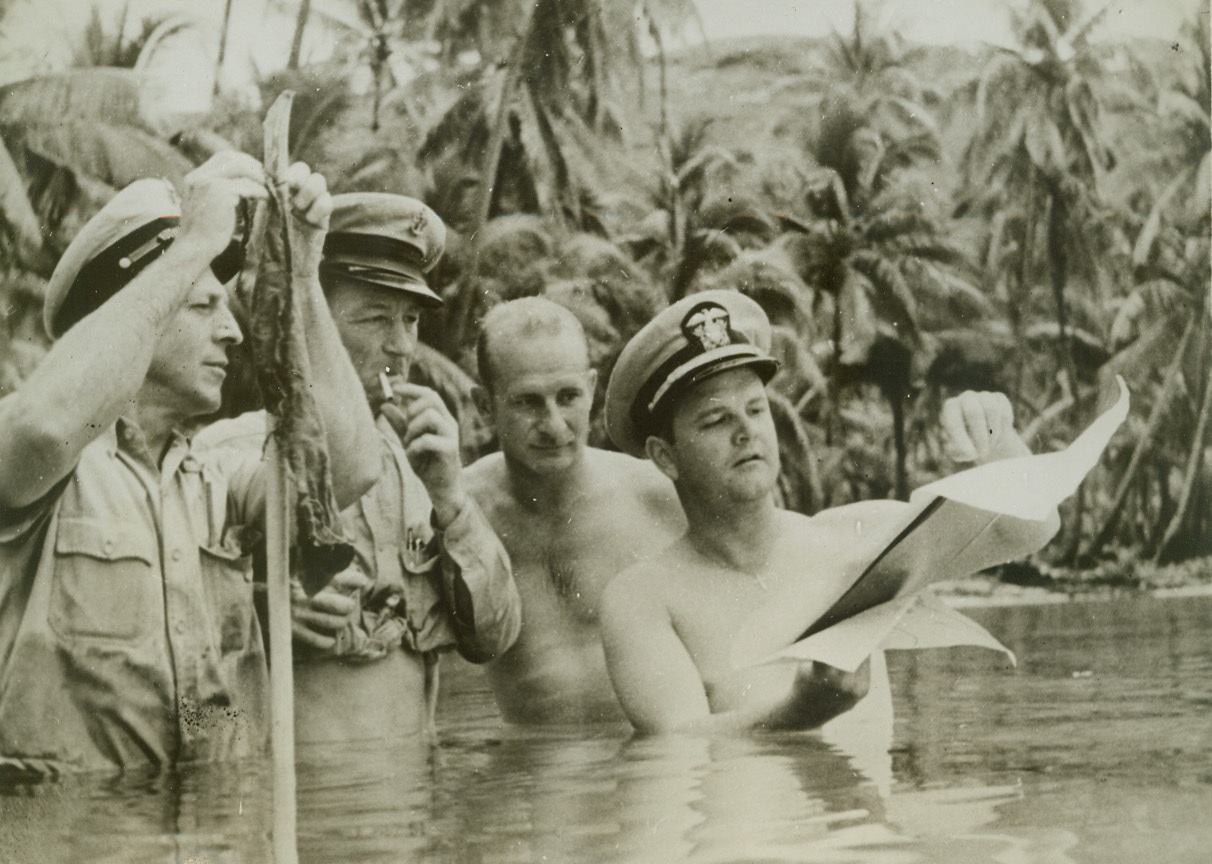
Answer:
[43,178,182,339]
[322,193,446,308]
[605,289,779,458]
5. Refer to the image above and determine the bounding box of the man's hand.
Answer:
[940,390,1030,465]
[283,160,332,274]
[291,567,370,653]
[380,383,469,527]
[177,151,268,261]
[783,658,871,728]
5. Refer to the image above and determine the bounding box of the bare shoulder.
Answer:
[463,451,507,501]
[588,449,680,508]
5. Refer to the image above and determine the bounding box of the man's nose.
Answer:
[216,301,243,346]
[535,400,565,433]
[384,318,415,358]
[734,413,757,444]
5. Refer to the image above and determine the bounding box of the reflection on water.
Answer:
[2,594,1210,863]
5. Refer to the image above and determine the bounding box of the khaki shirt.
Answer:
[0,419,267,773]
[198,412,520,664]
[345,416,520,661]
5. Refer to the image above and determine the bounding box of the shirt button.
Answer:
[102,540,115,555]
[174,620,186,635]
[171,548,183,562]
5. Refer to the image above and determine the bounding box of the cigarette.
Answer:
[379,372,394,400]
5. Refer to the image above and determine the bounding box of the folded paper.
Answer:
[733,377,1129,670]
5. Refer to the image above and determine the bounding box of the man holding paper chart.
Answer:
[600,289,1060,735]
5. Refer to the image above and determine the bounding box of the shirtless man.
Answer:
[600,290,1058,734]
[466,298,686,724]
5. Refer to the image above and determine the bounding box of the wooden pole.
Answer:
[262,93,299,864]
[265,432,298,864]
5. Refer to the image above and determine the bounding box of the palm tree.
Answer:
[961,0,1117,407]
[815,0,941,143]
[0,69,194,272]
[1085,218,1210,563]
[418,0,696,231]
[1129,3,1209,267]
[780,100,987,500]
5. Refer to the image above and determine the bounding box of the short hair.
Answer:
[476,297,591,393]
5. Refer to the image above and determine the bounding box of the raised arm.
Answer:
[600,569,868,735]
[0,154,267,509]
[383,384,520,661]
[281,162,379,509]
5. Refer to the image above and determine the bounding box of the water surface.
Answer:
[3,593,1210,863]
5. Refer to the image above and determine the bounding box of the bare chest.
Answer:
[499,504,673,621]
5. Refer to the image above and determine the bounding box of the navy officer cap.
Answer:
[43,177,246,340]
[322,193,446,308]
[605,289,779,458]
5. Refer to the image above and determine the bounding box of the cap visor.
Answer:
[324,258,443,307]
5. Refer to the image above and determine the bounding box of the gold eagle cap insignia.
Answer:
[682,303,733,352]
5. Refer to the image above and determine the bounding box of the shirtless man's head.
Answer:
[474,297,598,477]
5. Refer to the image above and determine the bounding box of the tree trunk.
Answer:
[1084,320,1194,558]
[1045,186,1082,410]
[890,385,908,501]
[214,0,234,96]
[828,300,842,446]
[1156,351,1212,562]
[288,0,311,70]
[1012,167,1037,398]
[476,64,521,230]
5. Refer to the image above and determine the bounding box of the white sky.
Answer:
[689,0,1204,47]
[0,0,1204,103]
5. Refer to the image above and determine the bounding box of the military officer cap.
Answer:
[43,177,246,340]
[322,192,446,308]
[605,289,779,458]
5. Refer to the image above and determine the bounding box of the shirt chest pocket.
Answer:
[200,526,257,655]
[50,518,157,643]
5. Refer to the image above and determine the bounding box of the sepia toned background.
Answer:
[0,1,1209,861]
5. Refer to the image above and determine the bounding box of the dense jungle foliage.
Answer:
[0,0,1208,583]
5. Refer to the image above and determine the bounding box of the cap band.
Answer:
[54,215,249,336]
[648,343,767,413]
[324,232,427,271]
[55,216,179,336]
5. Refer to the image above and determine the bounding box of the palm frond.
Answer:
[5,119,191,190]
[0,68,147,126]
[0,131,43,267]
[1108,278,1192,351]
[850,249,919,340]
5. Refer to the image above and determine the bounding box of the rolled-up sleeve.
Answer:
[435,499,520,664]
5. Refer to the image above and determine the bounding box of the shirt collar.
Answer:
[113,416,197,477]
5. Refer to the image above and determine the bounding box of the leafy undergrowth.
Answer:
[937,556,1212,606]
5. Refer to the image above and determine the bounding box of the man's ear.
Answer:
[586,368,599,393]
[645,435,677,482]
[472,386,494,425]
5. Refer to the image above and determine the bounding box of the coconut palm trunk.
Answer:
[288,0,311,69]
